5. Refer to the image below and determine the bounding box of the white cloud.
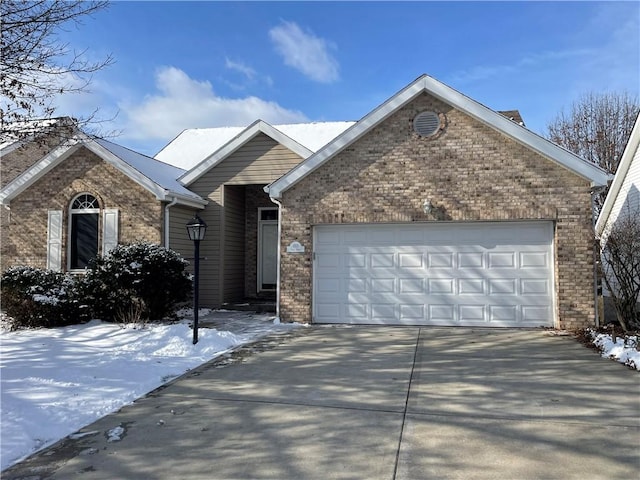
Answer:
[120,66,308,143]
[225,58,256,80]
[449,49,593,84]
[269,21,339,83]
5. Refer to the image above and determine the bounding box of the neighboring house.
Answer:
[594,113,640,312]
[1,75,612,330]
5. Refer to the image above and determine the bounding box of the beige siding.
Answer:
[224,186,245,302]
[188,133,304,306]
[167,204,200,258]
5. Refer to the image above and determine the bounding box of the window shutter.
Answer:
[47,210,63,271]
[102,209,119,255]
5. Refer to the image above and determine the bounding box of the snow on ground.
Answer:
[590,330,640,371]
[0,310,301,471]
[1,315,638,472]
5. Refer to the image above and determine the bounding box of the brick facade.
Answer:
[2,147,163,272]
[279,93,596,330]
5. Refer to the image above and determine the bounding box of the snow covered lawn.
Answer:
[1,317,638,472]
[0,312,301,470]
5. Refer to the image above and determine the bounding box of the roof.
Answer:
[498,110,525,126]
[266,74,612,199]
[0,134,207,208]
[0,117,75,154]
[155,121,356,171]
[595,113,640,236]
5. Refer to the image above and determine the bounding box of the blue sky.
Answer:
[56,1,640,156]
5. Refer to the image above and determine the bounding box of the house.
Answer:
[594,113,640,319]
[1,74,611,330]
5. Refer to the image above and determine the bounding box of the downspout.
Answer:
[269,196,283,320]
[164,196,179,249]
[591,184,608,328]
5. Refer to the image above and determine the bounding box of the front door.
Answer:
[258,208,278,291]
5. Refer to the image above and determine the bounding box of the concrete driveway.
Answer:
[3,326,639,479]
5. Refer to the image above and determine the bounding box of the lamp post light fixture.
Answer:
[186,215,207,344]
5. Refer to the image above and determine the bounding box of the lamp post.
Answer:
[186,215,207,344]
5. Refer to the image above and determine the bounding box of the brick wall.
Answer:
[2,146,163,272]
[279,93,596,330]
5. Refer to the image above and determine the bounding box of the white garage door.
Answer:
[313,222,554,327]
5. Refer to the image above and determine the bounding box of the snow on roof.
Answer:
[155,121,356,170]
[94,138,204,203]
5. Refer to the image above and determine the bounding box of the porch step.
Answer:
[223,301,276,314]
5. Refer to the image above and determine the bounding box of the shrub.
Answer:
[600,206,640,332]
[82,243,192,322]
[1,266,88,329]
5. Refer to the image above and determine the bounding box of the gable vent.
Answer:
[413,111,441,137]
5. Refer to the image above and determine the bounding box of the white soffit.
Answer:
[267,75,611,199]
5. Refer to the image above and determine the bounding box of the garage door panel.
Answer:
[399,253,424,268]
[458,252,484,268]
[371,278,395,293]
[459,305,486,322]
[429,304,456,321]
[488,252,516,268]
[489,279,517,295]
[520,251,549,268]
[313,222,554,327]
[371,253,394,268]
[521,279,549,295]
[399,278,425,293]
[428,252,454,268]
[458,278,485,294]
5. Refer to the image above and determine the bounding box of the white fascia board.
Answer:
[168,192,208,209]
[268,74,611,199]
[83,139,169,201]
[179,120,313,186]
[0,140,24,156]
[595,114,640,236]
[0,140,82,204]
[420,75,612,187]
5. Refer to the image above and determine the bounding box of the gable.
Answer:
[280,92,590,217]
[189,132,306,192]
[267,75,611,199]
[0,134,207,208]
[11,146,159,207]
[179,121,312,186]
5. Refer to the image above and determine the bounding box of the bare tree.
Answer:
[1,0,113,139]
[546,92,639,174]
[600,207,640,332]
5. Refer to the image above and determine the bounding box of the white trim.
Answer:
[47,210,63,271]
[180,120,314,186]
[267,75,611,199]
[102,209,119,255]
[595,114,640,236]
[68,193,100,272]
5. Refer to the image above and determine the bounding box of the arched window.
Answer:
[69,193,100,269]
